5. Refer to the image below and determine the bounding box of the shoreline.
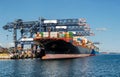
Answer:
[0,52,35,59]
[0,53,11,59]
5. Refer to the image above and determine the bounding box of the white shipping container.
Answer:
[43,20,57,24]
[50,32,58,38]
[43,32,49,37]
[50,32,58,35]
[50,35,58,38]
[73,37,77,41]
[43,32,49,35]
[43,35,48,37]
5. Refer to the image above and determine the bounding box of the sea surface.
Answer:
[0,54,120,77]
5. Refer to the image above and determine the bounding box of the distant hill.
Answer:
[109,52,120,54]
[101,52,120,54]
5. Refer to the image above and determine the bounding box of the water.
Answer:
[0,54,120,77]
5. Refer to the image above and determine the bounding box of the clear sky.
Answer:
[0,0,120,52]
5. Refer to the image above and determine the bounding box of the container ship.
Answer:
[33,31,99,59]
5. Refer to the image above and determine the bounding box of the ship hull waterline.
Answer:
[41,54,93,60]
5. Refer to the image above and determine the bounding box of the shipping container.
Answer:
[69,32,73,38]
[58,32,65,38]
[40,32,43,37]
[50,32,58,38]
[43,32,49,37]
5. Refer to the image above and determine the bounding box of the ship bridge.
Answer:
[3,17,93,52]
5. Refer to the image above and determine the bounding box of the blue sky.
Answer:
[0,0,120,52]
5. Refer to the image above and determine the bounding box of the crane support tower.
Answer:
[3,17,93,52]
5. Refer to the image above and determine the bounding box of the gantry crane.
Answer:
[3,17,93,52]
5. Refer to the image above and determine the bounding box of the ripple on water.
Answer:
[0,54,120,77]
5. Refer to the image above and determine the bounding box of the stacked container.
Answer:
[50,32,58,38]
[59,32,65,38]
[40,32,43,37]
[69,32,73,38]
[43,32,49,38]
